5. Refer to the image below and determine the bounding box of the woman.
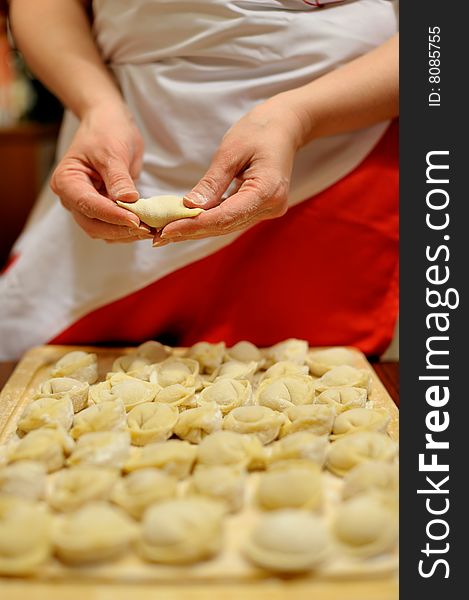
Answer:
[0,0,398,359]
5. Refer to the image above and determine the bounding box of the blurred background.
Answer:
[0,12,63,270]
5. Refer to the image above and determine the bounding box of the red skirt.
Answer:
[52,122,399,356]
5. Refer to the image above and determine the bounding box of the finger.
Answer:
[72,211,153,241]
[105,237,148,244]
[52,166,142,227]
[95,156,139,202]
[183,147,247,209]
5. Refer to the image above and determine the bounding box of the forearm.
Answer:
[273,34,399,148]
[9,0,124,118]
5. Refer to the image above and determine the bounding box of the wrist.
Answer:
[268,90,318,149]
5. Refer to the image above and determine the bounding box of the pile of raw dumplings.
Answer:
[0,340,399,577]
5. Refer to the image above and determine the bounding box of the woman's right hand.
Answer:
[51,104,153,243]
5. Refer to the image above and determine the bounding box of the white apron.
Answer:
[0,0,398,359]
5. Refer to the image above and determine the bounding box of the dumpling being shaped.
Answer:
[0,461,46,501]
[9,428,74,472]
[127,402,178,446]
[124,439,197,479]
[332,494,398,557]
[116,195,204,229]
[17,396,74,435]
[197,431,266,470]
[51,351,98,384]
[342,460,399,501]
[314,365,371,395]
[111,468,178,519]
[331,407,390,439]
[198,378,251,415]
[280,404,335,437]
[48,466,118,512]
[306,347,358,377]
[255,375,315,412]
[138,498,224,564]
[269,431,329,467]
[315,386,368,414]
[256,465,322,511]
[174,403,222,444]
[88,373,158,411]
[327,431,398,477]
[0,496,51,575]
[244,509,329,573]
[223,405,286,445]
[187,465,246,513]
[151,357,199,388]
[263,339,309,368]
[70,400,127,439]
[186,341,226,374]
[35,377,89,413]
[67,431,130,468]
[226,341,263,363]
[53,502,138,564]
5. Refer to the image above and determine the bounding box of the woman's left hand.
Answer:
[153,96,305,245]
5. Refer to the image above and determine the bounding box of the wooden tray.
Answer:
[0,345,399,599]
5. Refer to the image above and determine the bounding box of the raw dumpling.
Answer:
[187,465,246,513]
[127,402,179,445]
[138,498,224,564]
[342,461,399,501]
[331,408,390,439]
[9,428,74,472]
[0,461,46,501]
[48,466,118,512]
[256,465,322,511]
[70,400,127,439]
[116,195,204,229]
[35,377,89,413]
[0,496,51,575]
[111,468,178,519]
[67,431,130,468]
[263,339,309,368]
[327,431,398,477]
[280,404,335,437]
[332,495,398,557]
[124,440,197,478]
[244,510,329,573]
[223,405,285,445]
[198,378,251,414]
[197,431,266,470]
[315,386,367,414]
[255,375,315,412]
[306,347,358,377]
[259,361,309,382]
[51,351,98,384]
[155,383,196,408]
[53,502,138,564]
[226,341,263,363]
[186,341,226,374]
[17,396,74,434]
[269,432,329,467]
[111,354,152,376]
[314,365,371,395]
[213,360,258,381]
[151,357,199,388]
[135,340,171,363]
[174,403,222,444]
[89,373,158,411]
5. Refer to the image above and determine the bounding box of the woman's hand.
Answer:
[153,97,306,245]
[51,105,153,243]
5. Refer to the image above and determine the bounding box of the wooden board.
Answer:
[0,345,399,599]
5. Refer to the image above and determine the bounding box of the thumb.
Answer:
[98,156,139,203]
[184,149,242,209]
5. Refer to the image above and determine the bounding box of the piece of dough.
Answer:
[331,407,390,439]
[187,465,246,513]
[269,431,329,467]
[198,378,251,415]
[53,502,138,564]
[174,403,222,444]
[0,496,51,575]
[342,460,399,501]
[67,431,130,468]
[223,405,285,445]
[186,341,226,374]
[306,347,358,377]
[123,439,197,478]
[255,375,315,412]
[280,404,335,437]
[244,509,329,573]
[226,341,263,363]
[256,465,322,511]
[35,377,89,413]
[315,386,368,414]
[327,431,398,477]
[88,374,158,411]
[48,466,118,512]
[127,402,179,446]
[116,195,204,229]
[70,400,127,439]
[263,339,309,368]
[314,365,371,395]
[138,498,224,564]
[111,468,178,519]
[51,351,98,384]
[0,461,47,501]
[197,430,266,470]
[9,428,74,472]
[151,357,200,388]
[17,396,74,435]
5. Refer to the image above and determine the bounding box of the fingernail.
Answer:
[137,224,152,234]
[152,240,169,247]
[115,189,139,201]
[184,191,208,206]
[160,231,182,240]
